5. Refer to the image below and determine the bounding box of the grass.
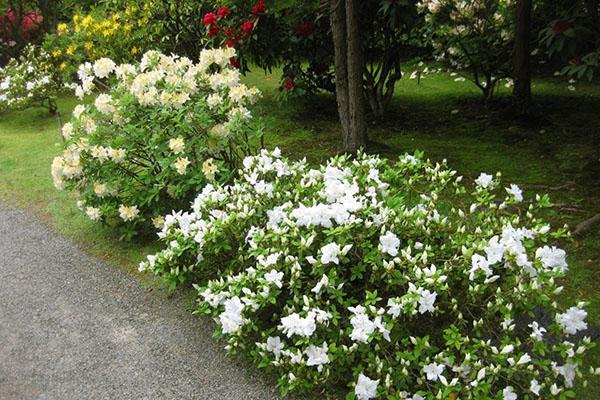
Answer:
[1,69,599,397]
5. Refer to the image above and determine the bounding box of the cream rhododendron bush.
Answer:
[0,44,59,114]
[418,0,515,101]
[51,48,261,236]
[139,149,594,399]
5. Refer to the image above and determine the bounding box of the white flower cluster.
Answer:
[0,45,58,113]
[52,48,261,228]
[139,149,593,399]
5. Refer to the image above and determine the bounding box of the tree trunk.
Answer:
[329,0,367,153]
[344,0,366,151]
[330,0,350,144]
[512,0,532,112]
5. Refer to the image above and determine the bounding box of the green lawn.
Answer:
[1,69,598,396]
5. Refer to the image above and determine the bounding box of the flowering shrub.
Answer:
[139,149,595,398]
[419,0,515,102]
[43,4,159,82]
[0,44,59,114]
[51,47,262,237]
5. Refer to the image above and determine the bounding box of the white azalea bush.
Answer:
[0,44,59,114]
[139,149,595,398]
[51,47,262,236]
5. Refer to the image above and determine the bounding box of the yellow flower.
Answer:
[66,45,76,56]
[57,23,68,34]
[131,46,138,55]
[84,41,93,50]
[59,62,67,70]
[52,49,62,58]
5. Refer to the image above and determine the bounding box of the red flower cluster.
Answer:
[284,78,295,90]
[0,8,43,40]
[241,20,254,36]
[251,0,266,15]
[291,21,314,37]
[217,6,230,18]
[553,19,570,34]
[202,2,268,47]
[203,12,217,26]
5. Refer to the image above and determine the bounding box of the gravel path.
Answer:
[0,205,281,400]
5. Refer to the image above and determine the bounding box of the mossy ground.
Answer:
[1,69,598,397]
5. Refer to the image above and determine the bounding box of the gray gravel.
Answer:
[0,204,281,400]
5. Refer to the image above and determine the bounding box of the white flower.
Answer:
[207,93,223,108]
[418,289,437,314]
[94,93,115,115]
[311,274,329,294]
[556,306,587,335]
[517,353,531,365]
[265,336,284,356]
[554,363,576,388]
[355,373,379,400]
[503,386,517,400]
[469,254,492,280]
[320,242,341,265]
[93,57,116,78]
[423,362,445,381]
[528,321,546,341]
[475,173,494,189]
[501,344,514,354]
[279,312,317,338]
[379,231,400,256]
[530,379,541,396]
[386,298,402,318]
[169,137,185,154]
[505,184,523,202]
[85,207,101,221]
[174,157,191,175]
[219,296,245,334]
[535,246,568,273]
[264,269,284,288]
[305,342,330,371]
[349,312,376,343]
[118,204,139,221]
[61,122,74,140]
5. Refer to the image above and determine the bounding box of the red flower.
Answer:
[203,12,217,26]
[225,38,239,48]
[284,79,295,90]
[570,56,581,65]
[208,23,220,37]
[292,21,314,37]
[241,20,254,35]
[225,27,237,38]
[251,0,266,15]
[217,6,230,18]
[229,57,240,69]
[553,20,570,34]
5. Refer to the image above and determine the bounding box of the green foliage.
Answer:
[537,2,600,81]
[51,48,262,237]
